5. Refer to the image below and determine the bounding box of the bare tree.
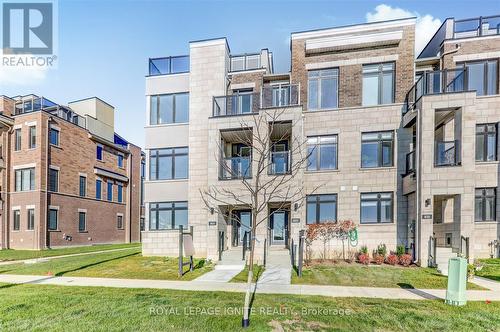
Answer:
[200,107,317,327]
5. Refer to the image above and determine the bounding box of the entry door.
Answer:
[232,211,251,247]
[272,143,287,174]
[270,211,288,245]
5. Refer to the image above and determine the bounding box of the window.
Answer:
[307,135,338,171]
[13,210,20,231]
[150,93,189,125]
[361,131,394,168]
[79,176,86,197]
[149,202,188,230]
[118,154,124,168]
[49,168,59,192]
[27,208,35,230]
[149,147,188,180]
[49,128,59,146]
[117,184,123,203]
[306,194,337,224]
[475,188,496,222]
[462,60,498,96]
[79,212,86,232]
[96,145,103,160]
[361,192,393,223]
[48,209,58,230]
[14,128,21,151]
[476,124,497,162]
[308,69,339,110]
[29,126,36,149]
[362,63,395,106]
[107,182,113,201]
[95,179,102,200]
[117,215,124,229]
[15,168,35,191]
[140,217,145,231]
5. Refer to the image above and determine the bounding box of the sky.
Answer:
[1,0,500,148]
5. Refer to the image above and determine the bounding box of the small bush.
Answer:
[467,264,475,280]
[358,253,370,265]
[396,245,406,257]
[376,244,387,257]
[399,254,412,267]
[345,250,357,263]
[359,245,368,254]
[373,254,384,265]
[386,254,398,265]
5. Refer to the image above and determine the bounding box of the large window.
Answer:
[307,135,338,171]
[361,131,394,168]
[308,69,339,110]
[13,210,20,231]
[476,124,497,162]
[48,209,58,230]
[117,184,123,203]
[362,62,395,106]
[27,208,34,230]
[14,128,21,151]
[149,147,188,180]
[306,194,337,224]
[475,188,496,222]
[149,201,188,230]
[29,126,36,149]
[79,176,87,197]
[49,168,59,192]
[150,93,189,125]
[462,60,498,96]
[79,212,86,232]
[360,192,393,224]
[107,182,113,201]
[15,168,35,191]
[95,179,102,200]
[49,128,59,146]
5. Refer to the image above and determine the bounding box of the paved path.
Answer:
[193,265,244,283]
[1,274,499,301]
[259,248,292,285]
[0,246,141,266]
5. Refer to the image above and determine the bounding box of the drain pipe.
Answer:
[439,44,461,70]
[43,116,52,249]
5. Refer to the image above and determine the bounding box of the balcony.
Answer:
[435,140,460,167]
[269,151,291,175]
[213,92,260,117]
[220,157,252,180]
[405,150,416,174]
[454,15,500,39]
[148,56,189,76]
[261,84,300,109]
[230,54,262,72]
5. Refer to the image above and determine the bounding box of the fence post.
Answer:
[263,238,267,267]
[298,230,304,278]
[178,225,184,277]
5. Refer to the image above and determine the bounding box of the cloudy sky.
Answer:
[1,0,499,148]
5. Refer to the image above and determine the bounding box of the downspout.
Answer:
[439,44,461,70]
[4,126,14,249]
[43,116,52,249]
[126,148,132,243]
[414,107,422,265]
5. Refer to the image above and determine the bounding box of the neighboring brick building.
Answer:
[0,95,144,249]
[142,15,500,270]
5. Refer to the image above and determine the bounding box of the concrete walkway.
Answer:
[259,248,292,285]
[1,273,499,301]
[193,249,245,283]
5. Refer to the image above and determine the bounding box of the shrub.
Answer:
[373,254,384,265]
[376,244,387,257]
[359,245,368,255]
[399,254,412,267]
[386,253,398,265]
[358,253,370,265]
[396,245,406,257]
[345,250,357,263]
[467,264,475,280]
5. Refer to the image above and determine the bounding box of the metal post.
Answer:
[263,238,267,267]
[298,230,304,278]
[290,239,294,267]
[242,231,247,261]
[178,225,184,277]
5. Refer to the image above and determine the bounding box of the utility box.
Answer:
[445,257,467,306]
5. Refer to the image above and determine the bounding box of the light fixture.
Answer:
[210,207,214,215]
[294,203,298,211]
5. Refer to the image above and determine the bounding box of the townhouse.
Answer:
[142,15,500,268]
[0,95,144,249]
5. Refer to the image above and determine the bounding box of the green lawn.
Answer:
[0,248,212,281]
[292,263,483,290]
[230,265,265,283]
[477,259,500,282]
[0,283,499,331]
[0,243,141,262]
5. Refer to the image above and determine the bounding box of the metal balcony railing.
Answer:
[435,140,460,167]
[405,150,416,174]
[213,93,260,117]
[230,54,261,72]
[454,15,500,39]
[220,157,252,180]
[269,151,291,175]
[148,56,189,76]
[261,84,300,108]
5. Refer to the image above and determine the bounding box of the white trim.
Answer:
[306,54,399,70]
[116,213,124,217]
[306,30,402,51]
[230,82,255,90]
[291,18,415,40]
[189,38,227,48]
[78,208,87,213]
[453,51,500,63]
[79,172,87,177]
[13,124,22,129]
[26,205,35,209]
[445,34,500,44]
[25,121,37,126]
[13,163,36,170]
[49,165,60,171]
[49,124,61,131]
[11,206,21,210]
[49,205,59,210]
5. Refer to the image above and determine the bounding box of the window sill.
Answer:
[474,220,499,224]
[117,228,125,231]
[476,161,499,165]
[50,144,61,149]
[359,166,395,171]
[359,222,394,226]
[79,231,88,233]
[48,229,61,232]
[145,122,189,128]
[145,178,188,183]
[304,169,340,174]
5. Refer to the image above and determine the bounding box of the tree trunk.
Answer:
[242,227,256,327]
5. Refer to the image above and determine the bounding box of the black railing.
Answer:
[454,15,500,39]
[435,140,460,167]
[213,93,260,117]
[405,150,416,174]
[297,230,305,278]
[218,231,225,261]
[429,236,437,268]
[261,84,300,108]
[148,56,189,76]
[242,231,251,262]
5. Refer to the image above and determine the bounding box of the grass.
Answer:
[0,243,141,262]
[230,265,265,283]
[0,248,212,281]
[291,262,483,290]
[476,258,500,282]
[0,283,499,331]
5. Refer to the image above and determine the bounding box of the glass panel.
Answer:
[174,209,188,229]
[361,200,378,223]
[320,77,337,109]
[361,142,379,168]
[380,199,392,222]
[320,144,337,169]
[362,74,379,106]
[306,202,316,224]
[231,57,245,71]
[239,94,252,113]
[174,93,189,123]
[171,56,189,73]
[174,154,188,179]
[272,212,285,241]
[467,62,486,96]
[22,169,31,191]
[239,212,251,242]
[487,61,498,95]
[307,145,317,170]
[150,154,157,180]
[158,156,172,180]
[150,96,158,125]
[382,72,394,104]
[382,141,393,166]
[475,197,483,221]
[485,197,495,220]
[158,210,171,229]
[363,64,379,73]
[476,133,485,161]
[49,210,57,230]
[159,95,173,124]
[319,201,336,222]
[246,55,260,69]
[308,79,318,110]
[487,133,496,161]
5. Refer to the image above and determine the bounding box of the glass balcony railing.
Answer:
[405,150,416,174]
[220,157,252,180]
[261,84,300,108]
[230,54,261,72]
[454,15,500,39]
[148,56,189,76]
[435,140,460,167]
[213,93,260,117]
[269,151,291,175]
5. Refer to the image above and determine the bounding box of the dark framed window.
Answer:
[306,194,337,224]
[360,192,393,224]
[96,145,103,160]
[149,147,188,180]
[27,208,35,230]
[149,201,188,230]
[361,131,394,168]
[476,124,497,162]
[49,168,59,192]
[48,209,58,230]
[29,126,36,149]
[308,68,339,110]
[117,215,124,229]
[150,93,189,125]
[475,188,496,222]
[362,62,395,106]
[118,154,124,168]
[140,218,145,231]
[461,60,498,96]
[15,168,35,191]
[107,182,113,201]
[117,184,123,203]
[307,135,338,171]
[13,210,20,231]
[49,128,59,146]
[79,176,86,197]
[79,212,86,232]
[14,128,21,151]
[95,179,102,200]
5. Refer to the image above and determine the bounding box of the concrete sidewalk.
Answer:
[0,274,499,301]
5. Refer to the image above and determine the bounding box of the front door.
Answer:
[232,210,251,247]
[270,210,288,246]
